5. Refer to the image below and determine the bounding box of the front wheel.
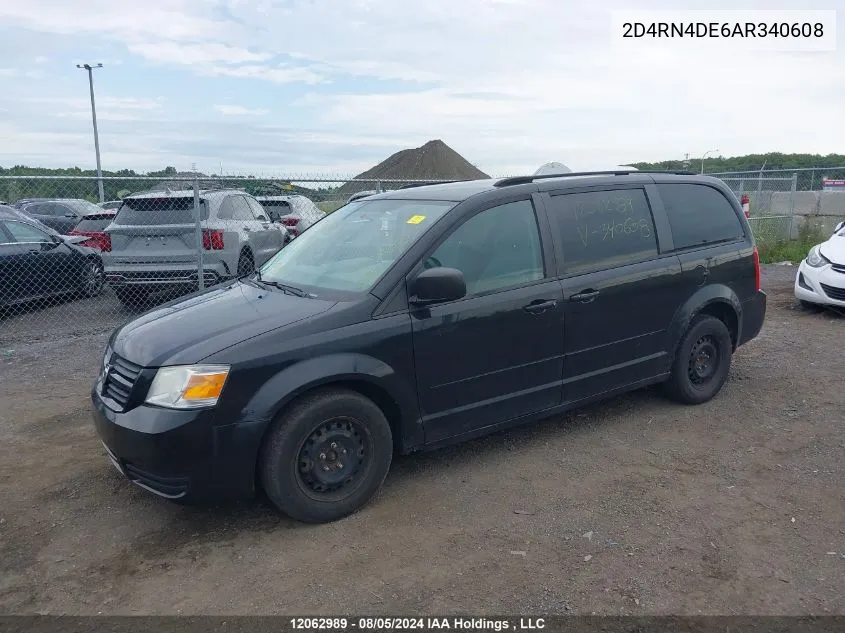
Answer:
[663,315,733,405]
[259,388,393,523]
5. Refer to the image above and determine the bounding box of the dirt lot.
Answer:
[1,265,843,616]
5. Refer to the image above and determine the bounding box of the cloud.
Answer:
[214,104,270,116]
[126,41,272,65]
[0,68,45,79]
[0,0,843,175]
[205,63,327,85]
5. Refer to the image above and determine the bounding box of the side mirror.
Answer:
[409,267,466,305]
[257,214,268,221]
[834,221,845,235]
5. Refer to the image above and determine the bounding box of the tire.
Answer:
[237,250,255,276]
[663,315,733,405]
[81,258,104,298]
[259,388,393,523]
[114,287,149,310]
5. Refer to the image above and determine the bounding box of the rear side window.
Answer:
[546,188,658,274]
[113,197,208,225]
[657,184,744,249]
[74,216,114,231]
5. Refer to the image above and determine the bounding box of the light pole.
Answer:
[77,63,104,203]
[701,148,719,174]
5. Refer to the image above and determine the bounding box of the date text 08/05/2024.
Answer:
[289,618,548,631]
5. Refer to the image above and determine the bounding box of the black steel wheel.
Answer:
[259,388,393,523]
[663,314,733,405]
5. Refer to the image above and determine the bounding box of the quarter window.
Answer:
[657,183,745,249]
[427,199,544,295]
[546,188,658,274]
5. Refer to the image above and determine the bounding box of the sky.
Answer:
[0,0,843,179]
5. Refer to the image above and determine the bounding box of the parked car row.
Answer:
[2,190,327,311]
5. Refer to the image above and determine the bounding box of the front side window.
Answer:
[4,220,52,243]
[426,199,544,295]
[546,188,658,274]
[259,198,455,293]
[657,183,745,250]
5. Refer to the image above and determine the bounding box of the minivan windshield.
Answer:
[259,198,454,293]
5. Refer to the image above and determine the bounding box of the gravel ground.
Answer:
[1,265,843,616]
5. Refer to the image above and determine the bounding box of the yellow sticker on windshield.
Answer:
[407,215,426,224]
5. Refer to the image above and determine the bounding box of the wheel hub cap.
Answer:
[688,336,718,384]
[298,419,365,494]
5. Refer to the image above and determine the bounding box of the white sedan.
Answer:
[795,220,845,308]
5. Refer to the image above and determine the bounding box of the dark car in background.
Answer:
[0,205,104,310]
[19,199,105,235]
[68,210,118,252]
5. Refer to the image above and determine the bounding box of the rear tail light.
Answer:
[202,229,224,250]
[753,246,761,292]
[281,218,298,227]
[69,230,111,252]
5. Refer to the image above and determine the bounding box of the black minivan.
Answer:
[92,171,766,523]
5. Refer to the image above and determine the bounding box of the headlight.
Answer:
[102,345,113,371]
[806,245,830,268]
[145,364,230,409]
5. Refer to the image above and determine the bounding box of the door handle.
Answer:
[523,299,558,314]
[570,289,599,303]
[243,227,251,232]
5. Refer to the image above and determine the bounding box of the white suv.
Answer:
[103,188,289,308]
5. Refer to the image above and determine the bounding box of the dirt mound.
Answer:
[338,140,489,195]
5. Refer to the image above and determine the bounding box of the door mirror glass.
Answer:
[409,267,466,304]
[834,220,845,235]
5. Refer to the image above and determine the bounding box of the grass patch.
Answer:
[757,221,826,264]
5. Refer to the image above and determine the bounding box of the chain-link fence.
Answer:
[0,175,459,345]
[2,170,844,345]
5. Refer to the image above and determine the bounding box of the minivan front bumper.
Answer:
[91,388,265,503]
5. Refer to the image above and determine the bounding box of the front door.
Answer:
[410,198,565,444]
[542,186,684,404]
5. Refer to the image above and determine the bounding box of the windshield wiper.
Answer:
[257,278,309,297]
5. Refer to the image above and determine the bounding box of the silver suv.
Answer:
[103,188,289,307]
[254,195,326,238]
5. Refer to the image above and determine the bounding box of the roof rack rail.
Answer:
[399,179,469,190]
[494,170,697,187]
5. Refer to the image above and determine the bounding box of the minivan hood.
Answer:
[819,236,845,264]
[111,281,336,367]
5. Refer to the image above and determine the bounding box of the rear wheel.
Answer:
[237,250,255,277]
[114,287,149,310]
[663,315,733,405]
[259,388,393,523]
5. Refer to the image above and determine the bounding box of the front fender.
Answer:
[245,353,423,451]
[666,284,741,357]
